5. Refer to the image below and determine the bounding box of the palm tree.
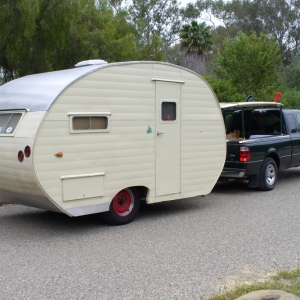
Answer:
[180,21,213,73]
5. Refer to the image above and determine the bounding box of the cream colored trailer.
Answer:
[0,61,226,225]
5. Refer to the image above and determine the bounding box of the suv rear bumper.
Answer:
[220,167,246,178]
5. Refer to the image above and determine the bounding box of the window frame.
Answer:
[160,100,178,124]
[68,112,111,134]
[0,110,25,137]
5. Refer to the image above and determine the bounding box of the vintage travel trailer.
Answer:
[0,61,226,225]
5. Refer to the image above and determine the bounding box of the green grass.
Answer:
[201,268,300,300]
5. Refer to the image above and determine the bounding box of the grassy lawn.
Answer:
[202,268,300,300]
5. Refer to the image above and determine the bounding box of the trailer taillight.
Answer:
[24,146,31,157]
[18,151,24,162]
[240,146,250,162]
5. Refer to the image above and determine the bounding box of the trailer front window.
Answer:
[0,113,22,135]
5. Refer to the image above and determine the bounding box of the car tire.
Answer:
[258,157,277,191]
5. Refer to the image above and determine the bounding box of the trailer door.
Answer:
[155,81,181,196]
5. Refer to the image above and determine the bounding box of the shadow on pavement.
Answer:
[4,168,298,234]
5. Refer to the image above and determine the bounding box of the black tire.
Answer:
[102,188,140,225]
[258,157,277,191]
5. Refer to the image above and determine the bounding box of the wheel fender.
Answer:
[266,147,277,156]
[265,148,280,168]
[249,150,279,189]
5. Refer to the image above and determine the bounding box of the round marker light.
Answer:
[24,146,31,157]
[18,151,24,162]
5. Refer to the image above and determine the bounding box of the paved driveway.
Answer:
[0,169,300,300]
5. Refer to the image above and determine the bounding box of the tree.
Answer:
[211,0,262,35]
[203,75,246,102]
[0,0,90,81]
[185,0,300,65]
[66,2,138,64]
[280,55,300,90]
[280,88,300,108]
[255,0,300,64]
[129,0,182,60]
[180,20,213,73]
[214,32,282,101]
[0,0,138,83]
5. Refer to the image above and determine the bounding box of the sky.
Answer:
[178,0,224,28]
[179,0,195,6]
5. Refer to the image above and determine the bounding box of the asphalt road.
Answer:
[1,169,300,300]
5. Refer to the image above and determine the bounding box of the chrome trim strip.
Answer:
[61,172,105,180]
[151,77,185,83]
[68,112,111,116]
[238,134,289,143]
[65,202,110,216]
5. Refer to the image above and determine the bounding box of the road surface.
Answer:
[0,169,300,299]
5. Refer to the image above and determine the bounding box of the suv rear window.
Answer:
[0,113,22,134]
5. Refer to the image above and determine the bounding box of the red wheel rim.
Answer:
[112,189,134,217]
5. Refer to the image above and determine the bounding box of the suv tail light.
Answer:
[240,146,250,162]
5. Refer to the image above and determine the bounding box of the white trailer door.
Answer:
[155,82,181,196]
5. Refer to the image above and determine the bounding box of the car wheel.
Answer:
[258,157,277,191]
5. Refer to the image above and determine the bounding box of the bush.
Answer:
[280,89,300,109]
[203,75,246,102]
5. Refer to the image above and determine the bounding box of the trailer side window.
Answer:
[73,116,108,130]
[73,117,108,130]
[162,102,176,121]
[69,113,110,133]
[0,113,22,135]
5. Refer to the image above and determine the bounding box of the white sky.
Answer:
[179,0,195,6]
[179,0,225,28]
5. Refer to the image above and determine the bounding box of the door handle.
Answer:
[157,131,164,135]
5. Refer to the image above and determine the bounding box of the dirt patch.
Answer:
[218,264,277,293]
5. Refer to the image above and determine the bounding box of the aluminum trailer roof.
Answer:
[0,65,104,111]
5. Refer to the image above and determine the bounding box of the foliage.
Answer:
[66,3,138,64]
[280,89,300,109]
[209,0,262,35]
[1,0,300,93]
[180,21,213,55]
[255,0,300,65]
[215,31,282,101]
[0,0,138,83]
[179,20,213,74]
[164,44,184,66]
[203,75,246,102]
[280,55,300,90]
[129,0,181,59]
[201,267,300,300]
[188,0,300,65]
